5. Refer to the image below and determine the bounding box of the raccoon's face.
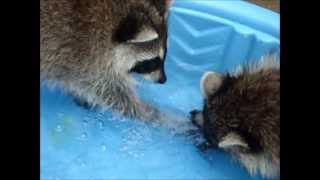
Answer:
[112,0,173,84]
[194,72,266,155]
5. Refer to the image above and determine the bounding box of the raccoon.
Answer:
[190,55,280,179]
[41,0,173,120]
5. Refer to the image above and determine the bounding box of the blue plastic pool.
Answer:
[40,1,280,179]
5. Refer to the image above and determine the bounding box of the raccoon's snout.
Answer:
[157,57,166,84]
[157,70,166,84]
[157,77,166,84]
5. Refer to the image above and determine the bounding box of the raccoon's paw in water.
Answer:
[154,110,198,134]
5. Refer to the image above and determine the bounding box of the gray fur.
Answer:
[41,0,171,120]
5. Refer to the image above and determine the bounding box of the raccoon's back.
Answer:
[238,67,280,157]
[40,0,120,40]
[40,0,118,80]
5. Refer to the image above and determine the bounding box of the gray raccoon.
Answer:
[191,55,280,179]
[41,0,172,120]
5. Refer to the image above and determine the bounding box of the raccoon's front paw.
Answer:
[153,110,197,134]
[190,110,204,128]
[136,103,162,121]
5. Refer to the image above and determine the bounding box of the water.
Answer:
[100,144,107,152]
[40,66,262,180]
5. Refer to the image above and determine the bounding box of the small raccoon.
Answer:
[191,55,280,179]
[41,0,172,120]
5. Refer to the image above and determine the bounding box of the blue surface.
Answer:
[41,1,280,179]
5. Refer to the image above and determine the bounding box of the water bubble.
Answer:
[82,120,88,126]
[109,115,117,121]
[97,112,104,118]
[55,125,63,132]
[76,157,86,167]
[80,132,88,140]
[133,153,139,158]
[101,144,107,151]
[57,112,64,118]
[80,161,86,167]
[120,146,128,152]
[98,120,104,130]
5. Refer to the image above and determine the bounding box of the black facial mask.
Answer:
[130,57,163,74]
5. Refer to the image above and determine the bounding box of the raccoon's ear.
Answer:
[218,132,249,149]
[165,0,174,7]
[200,71,224,98]
[164,0,173,19]
[128,26,159,43]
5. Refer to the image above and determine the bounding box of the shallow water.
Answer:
[40,96,256,180]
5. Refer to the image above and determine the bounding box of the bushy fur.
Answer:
[191,55,280,179]
[41,0,171,120]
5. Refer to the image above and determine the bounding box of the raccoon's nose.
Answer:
[157,75,166,84]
